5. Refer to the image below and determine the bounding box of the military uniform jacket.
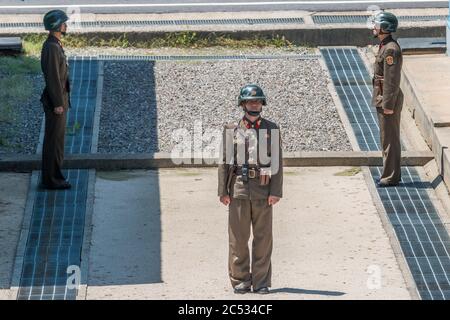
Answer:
[372,35,403,111]
[218,117,283,200]
[40,35,71,110]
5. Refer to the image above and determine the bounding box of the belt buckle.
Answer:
[248,169,256,179]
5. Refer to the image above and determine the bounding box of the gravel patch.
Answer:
[65,46,314,58]
[98,56,351,153]
[155,59,351,152]
[0,73,43,155]
[98,61,157,153]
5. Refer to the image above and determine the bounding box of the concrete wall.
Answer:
[3,25,446,48]
[447,1,450,56]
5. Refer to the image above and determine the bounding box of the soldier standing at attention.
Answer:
[371,11,404,187]
[40,10,71,190]
[218,84,283,295]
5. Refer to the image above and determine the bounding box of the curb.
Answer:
[401,61,450,190]
[0,151,434,171]
[2,25,446,47]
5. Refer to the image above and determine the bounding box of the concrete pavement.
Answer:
[86,167,411,299]
[401,54,450,192]
[0,173,29,300]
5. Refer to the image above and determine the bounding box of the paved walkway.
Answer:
[86,167,410,299]
[0,173,29,300]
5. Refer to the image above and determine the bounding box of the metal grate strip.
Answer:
[72,54,321,61]
[313,15,447,24]
[313,15,370,24]
[0,17,304,29]
[321,47,450,300]
[17,57,98,300]
[0,15,445,29]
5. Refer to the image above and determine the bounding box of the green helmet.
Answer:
[238,84,267,106]
[373,11,398,33]
[43,9,69,31]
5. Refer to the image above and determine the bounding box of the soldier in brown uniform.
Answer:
[40,10,71,190]
[218,84,283,294]
[371,11,403,187]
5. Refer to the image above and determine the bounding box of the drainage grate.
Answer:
[0,15,445,28]
[313,15,371,24]
[0,22,42,28]
[321,47,450,300]
[313,15,447,24]
[398,15,448,22]
[97,17,305,26]
[72,54,321,61]
[17,57,98,300]
[0,17,304,29]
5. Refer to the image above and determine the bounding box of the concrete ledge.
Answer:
[0,151,434,172]
[0,36,21,53]
[0,25,446,47]
[401,54,450,188]
[1,9,447,47]
[398,37,447,55]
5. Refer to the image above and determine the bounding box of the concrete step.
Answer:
[0,151,434,172]
[399,37,446,54]
[0,9,447,47]
[401,54,450,188]
[0,36,22,53]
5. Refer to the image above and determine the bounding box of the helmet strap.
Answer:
[60,24,67,36]
[373,28,390,39]
[244,106,261,117]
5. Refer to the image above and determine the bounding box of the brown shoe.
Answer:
[233,283,251,294]
[40,181,71,190]
[253,287,270,294]
[376,181,399,188]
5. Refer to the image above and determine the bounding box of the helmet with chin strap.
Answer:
[43,9,69,31]
[372,11,398,33]
[238,84,267,106]
[238,84,266,117]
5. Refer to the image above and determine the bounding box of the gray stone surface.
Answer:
[98,60,157,153]
[0,73,43,155]
[97,53,352,154]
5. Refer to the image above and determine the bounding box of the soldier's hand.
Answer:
[220,195,231,206]
[53,106,64,115]
[268,195,280,206]
[383,108,394,115]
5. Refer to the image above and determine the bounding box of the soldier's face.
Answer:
[372,26,380,37]
[60,22,67,35]
[371,20,381,37]
[244,100,263,112]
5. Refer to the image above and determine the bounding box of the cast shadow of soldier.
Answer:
[270,287,346,296]
[88,61,162,287]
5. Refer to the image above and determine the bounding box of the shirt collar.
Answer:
[242,116,262,129]
[48,34,63,48]
[380,35,393,47]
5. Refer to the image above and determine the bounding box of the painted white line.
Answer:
[0,0,447,9]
